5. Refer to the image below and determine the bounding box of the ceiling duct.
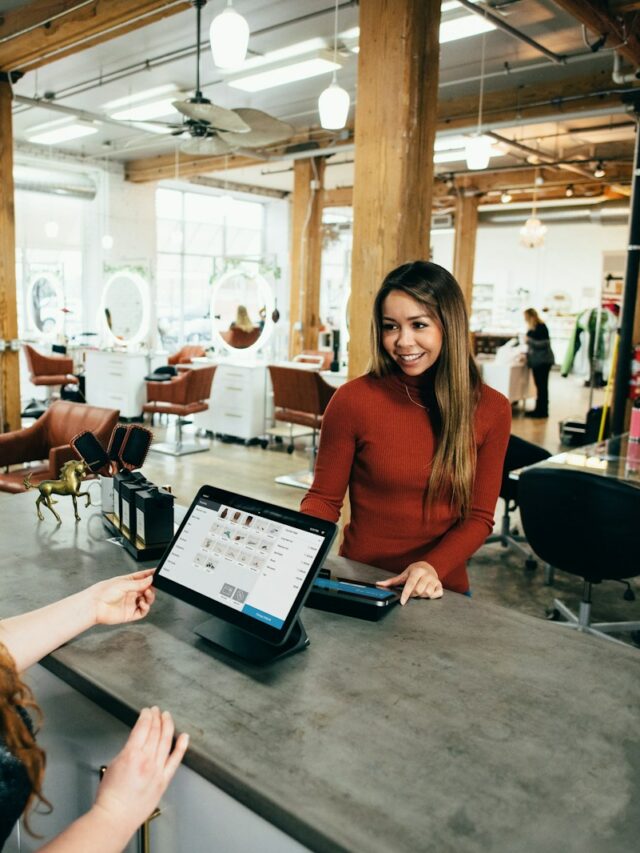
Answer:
[480,201,630,226]
[13,164,97,200]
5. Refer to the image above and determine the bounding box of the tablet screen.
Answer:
[154,486,336,645]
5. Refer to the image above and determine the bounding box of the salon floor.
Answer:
[139,369,638,649]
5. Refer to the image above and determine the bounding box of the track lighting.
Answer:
[500,191,512,204]
[594,161,606,178]
[565,185,574,198]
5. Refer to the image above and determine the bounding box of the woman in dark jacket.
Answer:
[524,308,555,418]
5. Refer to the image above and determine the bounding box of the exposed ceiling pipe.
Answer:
[14,179,96,200]
[487,130,596,181]
[612,51,640,84]
[480,201,630,225]
[455,0,566,65]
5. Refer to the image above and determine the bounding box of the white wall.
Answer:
[432,220,628,328]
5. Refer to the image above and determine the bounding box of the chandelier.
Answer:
[520,171,547,248]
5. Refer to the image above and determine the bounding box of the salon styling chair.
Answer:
[484,435,551,572]
[518,465,640,646]
[168,345,207,365]
[267,365,335,489]
[143,366,216,456]
[23,343,80,410]
[145,345,208,383]
[0,400,119,493]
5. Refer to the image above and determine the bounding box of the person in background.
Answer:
[0,569,188,852]
[523,307,555,419]
[230,305,256,334]
[301,261,511,603]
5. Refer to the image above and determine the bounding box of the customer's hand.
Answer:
[376,562,443,605]
[89,569,156,626]
[93,707,189,838]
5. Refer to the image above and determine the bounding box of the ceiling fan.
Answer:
[138,0,294,156]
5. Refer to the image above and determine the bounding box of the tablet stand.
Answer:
[194,615,309,663]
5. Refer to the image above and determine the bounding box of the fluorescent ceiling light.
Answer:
[434,142,504,164]
[440,14,495,44]
[228,50,342,92]
[27,123,98,145]
[102,84,178,111]
[434,134,467,152]
[109,98,178,121]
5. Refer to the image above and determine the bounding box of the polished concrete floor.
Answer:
[141,370,639,650]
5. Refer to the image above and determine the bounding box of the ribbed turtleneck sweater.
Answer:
[300,368,511,593]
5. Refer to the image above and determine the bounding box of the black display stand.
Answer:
[102,515,169,562]
[194,615,309,663]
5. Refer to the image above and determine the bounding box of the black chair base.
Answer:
[547,582,640,647]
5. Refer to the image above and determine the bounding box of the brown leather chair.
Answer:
[143,366,216,456]
[0,400,120,494]
[267,365,336,488]
[167,345,207,365]
[23,344,79,401]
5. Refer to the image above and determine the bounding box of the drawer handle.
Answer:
[224,412,242,418]
[224,385,243,391]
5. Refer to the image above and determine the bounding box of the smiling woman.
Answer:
[300,261,512,603]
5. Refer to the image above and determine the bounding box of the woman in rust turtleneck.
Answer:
[301,261,511,604]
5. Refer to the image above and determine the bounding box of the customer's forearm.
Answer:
[37,805,135,853]
[0,588,96,672]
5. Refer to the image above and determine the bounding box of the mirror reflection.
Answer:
[212,269,272,352]
[102,271,147,343]
[29,273,62,334]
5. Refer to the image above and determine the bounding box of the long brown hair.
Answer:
[524,307,542,327]
[0,641,51,834]
[369,261,482,518]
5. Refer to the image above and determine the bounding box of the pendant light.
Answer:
[318,0,350,130]
[210,0,250,70]
[465,33,490,171]
[520,171,547,249]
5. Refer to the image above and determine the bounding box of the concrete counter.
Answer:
[1,493,639,852]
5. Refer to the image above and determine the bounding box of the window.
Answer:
[156,187,264,347]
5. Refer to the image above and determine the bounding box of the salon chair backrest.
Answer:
[167,345,207,365]
[518,466,640,582]
[23,343,74,380]
[268,366,335,417]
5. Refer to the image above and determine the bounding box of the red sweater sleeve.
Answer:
[422,389,511,582]
[300,385,356,522]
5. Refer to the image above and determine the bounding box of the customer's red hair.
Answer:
[0,641,51,833]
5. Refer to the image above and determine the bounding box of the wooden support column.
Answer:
[453,194,479,310]
[289,157,325,358]
[0,80,20,432]
[349,0,441,378]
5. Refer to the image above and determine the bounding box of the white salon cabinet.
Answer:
[194,361,267,442]
[85,351,161,418]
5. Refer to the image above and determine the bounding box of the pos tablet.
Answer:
[153,485,337,663]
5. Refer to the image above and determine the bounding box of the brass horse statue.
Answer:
[24,459,92,523]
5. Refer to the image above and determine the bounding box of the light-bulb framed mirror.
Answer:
[210,264,275,355]
[100,268,150,347]
[27,270,64,336]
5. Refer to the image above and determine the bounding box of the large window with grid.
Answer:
[156,187,265,348]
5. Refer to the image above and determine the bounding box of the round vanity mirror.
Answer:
[100,270,150,346]
[211,269,274,354]
[28,272,63,335]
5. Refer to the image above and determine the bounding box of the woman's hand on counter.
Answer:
[90,568,156,626]
[93,707,189,841]
[376,562,443,605]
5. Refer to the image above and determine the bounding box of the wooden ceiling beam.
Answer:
[0,0,191,73]
[551,0,640,67]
